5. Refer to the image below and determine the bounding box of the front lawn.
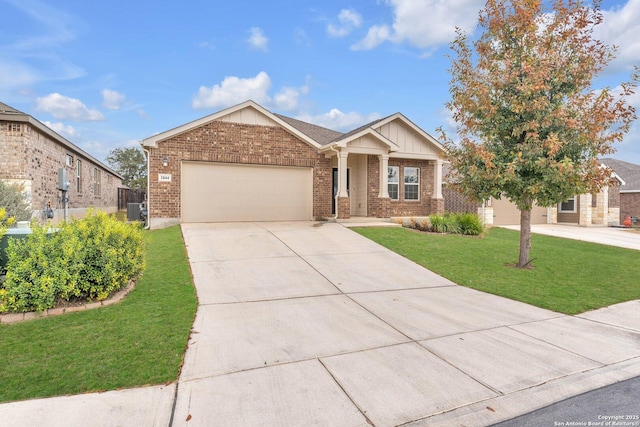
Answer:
[354,226,640,315]
[0,226,197,403]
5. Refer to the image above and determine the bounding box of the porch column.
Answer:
[378,154,389,198]
[337,151,349,197]
[432,159,443,199]
[579,193,592,226]
[594,186,608,225]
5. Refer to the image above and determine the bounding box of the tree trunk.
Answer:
[518,205,532,268]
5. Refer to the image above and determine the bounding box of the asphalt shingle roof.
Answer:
[275,114,344,145]
[600,158,640,192]
[331,116,389,143]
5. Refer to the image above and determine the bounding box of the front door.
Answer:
[332,167,350,215]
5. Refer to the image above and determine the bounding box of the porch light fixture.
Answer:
[162,157,169,167]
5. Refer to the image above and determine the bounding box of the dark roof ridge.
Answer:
[330,114,392,143]
[274,113,344,145]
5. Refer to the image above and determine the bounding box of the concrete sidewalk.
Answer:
[1,221,638,426]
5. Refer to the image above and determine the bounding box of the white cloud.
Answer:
[247,27,269,51]
[327,8,363,37]
[353,0,482,51]
[36,93,104,121]
[597,0,640,72]
[296,109,382,132]
[42,121,79,139]
[101,89,126,110]
[192,71,272,109]
[274,87,302,111]
[351,25,391,50]
[294,27,310,46]
[273,77,310,111]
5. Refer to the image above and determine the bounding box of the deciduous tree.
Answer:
[440,0,638,267]
[106,147,147,190]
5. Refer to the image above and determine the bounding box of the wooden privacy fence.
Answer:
[118,188,146,210]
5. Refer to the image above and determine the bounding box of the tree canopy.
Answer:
[105,147,147,190]
[441,0,638,267]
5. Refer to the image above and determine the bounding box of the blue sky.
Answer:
[1,0,639,164]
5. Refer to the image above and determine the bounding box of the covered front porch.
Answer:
[320,112,446,220]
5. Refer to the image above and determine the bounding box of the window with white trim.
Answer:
[388,166,399,200]
[66,154,73,166]
[559,196,576,213]
[76,159,82,192]
[404,167,419,200]
[94,168,101,196]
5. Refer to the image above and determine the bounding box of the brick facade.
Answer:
[366,156,442,218]
[390,158,438,217]
[0,120,121,222]
[621,193,640,222]
[443,186,480,213]
[142,102,448,226]
[147,121,333,221]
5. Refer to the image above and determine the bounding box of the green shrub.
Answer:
[429,213,461,234]
[0,210,145,313]
[427,212,484,236]
[457,213,484,236]
[0,181,32,222]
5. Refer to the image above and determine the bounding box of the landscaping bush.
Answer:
[428,213,461,234]
[425,212,484,236]
[0,210,145,313]
[457,213,484,235]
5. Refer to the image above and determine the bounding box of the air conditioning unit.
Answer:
[127,203,142,222]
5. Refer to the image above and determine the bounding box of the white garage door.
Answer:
[182,162,313,222]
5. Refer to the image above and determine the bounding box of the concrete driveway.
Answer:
[500,224,640,251]
[173,221,640,427]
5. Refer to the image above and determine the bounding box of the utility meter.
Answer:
[58,168,70,191]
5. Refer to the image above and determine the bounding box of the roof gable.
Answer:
[141,100,322,149]
[372,114,444,158]
[327,117,399,152]
[600,158,640,192]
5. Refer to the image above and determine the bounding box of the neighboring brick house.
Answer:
[0,102,123,222]
[140,100,445,229]
[443,163,621,226]
[600,158,640,223]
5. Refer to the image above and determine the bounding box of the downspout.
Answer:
[142,147,151,230]
[329,144,340,220]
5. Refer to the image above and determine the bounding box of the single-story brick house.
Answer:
[0,102,123,222]
[600,158,640,223]
[140,100,446,229]
[444,163,622,226]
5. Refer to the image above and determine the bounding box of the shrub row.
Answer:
[0,211,145,313]
[407,212,484,236]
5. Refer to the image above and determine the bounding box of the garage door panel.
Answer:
[491,197,548,225]
[182,162,313,222]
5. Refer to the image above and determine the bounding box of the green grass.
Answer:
[354,226,640,315]
[0,226,197,403]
